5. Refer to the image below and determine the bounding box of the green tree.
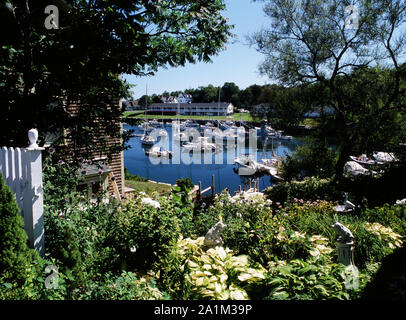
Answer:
[1,0,232,157]
[250,0,406,176]
[138,95,152,108]
[221,82,240,103]
[0,173,39,284]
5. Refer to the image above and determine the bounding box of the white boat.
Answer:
[141,134,156,146]
[349,154,376,165]
[373,152,396,164]
[279,135,293,141]
[149,119,161,127]
[183,137,217,152]
[173,131,189,142]
[138,122,153,132]
[183,119,200,128]
[145,146,172,158]
[234,154,259,176]
[158,129,168,137]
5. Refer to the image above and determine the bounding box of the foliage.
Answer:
[361,245,406,300]
[124,167,148,182]
[0,257,70,300]
[1,0,232,155]
[108,196,181,271]
[0,173,39,285]
[280,139,338,180]
[265,258,365,300]
[77,272,170,300]
[362,204,406,235]
[177,237,266,300]
[264,176,341,205]
[274,200,404,269]
[250,0,406,176]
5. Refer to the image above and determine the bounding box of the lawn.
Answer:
[125,179,172,196]
[122,111,260,122]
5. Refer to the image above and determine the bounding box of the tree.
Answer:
[250,0,406,176]
[138,95,152,108]
[221,82,240,102]
[0,174,39,285]
[0,0,232,157]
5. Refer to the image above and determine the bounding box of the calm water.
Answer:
[124,124,304,194]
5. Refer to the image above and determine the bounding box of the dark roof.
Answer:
[78,163,112,177]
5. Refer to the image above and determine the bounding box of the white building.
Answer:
[149,102,234,116]
[177,93,193,104]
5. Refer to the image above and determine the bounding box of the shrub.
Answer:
[77,271,170,300]
[263,177,341,205]
[362,204,406,235]
[108,196,181,271]
[0,173,39,285]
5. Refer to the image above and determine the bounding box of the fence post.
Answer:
[198,181,202,200]
[23,129,45,257]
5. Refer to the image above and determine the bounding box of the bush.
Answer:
[263,177,341,206]
[279,139,337,181]
[108,196,181,271]
[362,204,406,235]
[0,173,39,285]
[77,271,170,300]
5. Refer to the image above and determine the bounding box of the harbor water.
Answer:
[124,123,304,194]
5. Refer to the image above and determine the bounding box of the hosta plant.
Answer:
[177,237,266,300]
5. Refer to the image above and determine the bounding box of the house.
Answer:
[123,99,142,111]
[303,106,336,118]
[44,99,125,201]
[149,102,234,116]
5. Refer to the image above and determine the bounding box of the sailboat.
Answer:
[141,85,156,146]
[173,101,188,143]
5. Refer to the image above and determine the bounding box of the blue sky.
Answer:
[123,0,271,99]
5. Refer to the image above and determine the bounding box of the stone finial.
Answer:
[28,129,39,148]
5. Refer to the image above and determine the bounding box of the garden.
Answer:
[1,156,405,300]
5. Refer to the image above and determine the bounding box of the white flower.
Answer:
[130,246,137,253]
[141,197,161,209]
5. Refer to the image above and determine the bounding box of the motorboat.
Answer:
[145,146,173,158]
[138,122,153,132]
[279,135,293,141]
[149,119,161,127]
[349,154,376,165]
[173,131,189,143]
[141,134,156,146]
[183,137,217,152]
[373,152,396,164]
[234,154,259,176]
[183,119,200,128]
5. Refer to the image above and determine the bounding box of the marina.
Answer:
[124,122,303,194]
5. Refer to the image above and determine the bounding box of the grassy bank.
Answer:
[125,179,172,196]
[123,111,259,122]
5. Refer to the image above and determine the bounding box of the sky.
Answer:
[123,0,271,99]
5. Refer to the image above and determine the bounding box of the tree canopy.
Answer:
[250,0,406,176]
[0,0,232,156]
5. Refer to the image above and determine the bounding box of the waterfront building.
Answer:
[149,102,234,116]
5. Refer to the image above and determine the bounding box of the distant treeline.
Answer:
[136,82,285,110]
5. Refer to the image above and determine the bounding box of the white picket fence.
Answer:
[0,129,45,257]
